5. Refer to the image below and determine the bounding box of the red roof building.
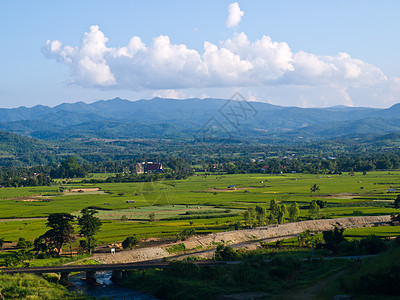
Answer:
[146,163,163,172]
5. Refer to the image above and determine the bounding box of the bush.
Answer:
[122,236,139,250]
[166,243,186,254]
[16,237,33,249]
[215,245,242,261]
[323,227,346,254]
[358,235,387,255]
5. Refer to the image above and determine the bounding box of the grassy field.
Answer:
[1,171,400,247]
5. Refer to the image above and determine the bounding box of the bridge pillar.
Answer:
[85,271,97,285]
[111,269,123,282]
[60,272,70,286]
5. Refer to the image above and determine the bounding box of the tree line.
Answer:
[3,152,400,187]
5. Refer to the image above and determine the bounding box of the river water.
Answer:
[68,271,159,299]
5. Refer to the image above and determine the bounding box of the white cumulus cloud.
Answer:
[225,2,244,28]
[43,25,395,107]
[152,89,187,99]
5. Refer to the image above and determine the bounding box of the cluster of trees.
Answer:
[38,209,102,256]
[242,192,327,227]
[322,227,388,255]
[0,156,195,186]
[3,150,400,187]
[0,167,52,187]
[243,200,300,227]
[206,153,400,175]
[50,157,87,179]
[4,208,102,266]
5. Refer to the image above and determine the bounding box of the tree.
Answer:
[37,213,75,256]
[323,227,346,254]
[278,204,287,224]
[255,206,266,226]
[78,208,102,254]
[280,204,287,215]
[298,229,312,247]
[122,236,139,250]
[50,157,87,179]
[149,212,155,224]
[268,213,276,225]
[309,200,320,218]
[310,184,320,195]
[289,202,300,222]
[393,194,400,209]
[269,199,279,216]
[215,245,241,261]
[243,207,255,228]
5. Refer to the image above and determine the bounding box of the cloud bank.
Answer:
[43,26,388,94]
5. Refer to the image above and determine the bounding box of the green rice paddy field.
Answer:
[1,171,400,244]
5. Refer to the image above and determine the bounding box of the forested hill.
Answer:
[0,97,399,142]
[0,131,56,166]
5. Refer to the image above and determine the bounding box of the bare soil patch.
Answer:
[320,193,360,199]
[21,199,41,202]
[13,196,43,202]
[69,188,100,192]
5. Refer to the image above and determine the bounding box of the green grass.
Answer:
[0,219,47,241]
[344,225,400,238]
[0,273,82,299]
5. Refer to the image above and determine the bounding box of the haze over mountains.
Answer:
[1,97,400,142]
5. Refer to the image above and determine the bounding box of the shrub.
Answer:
[215,245,242,261]
[166,243,186,254]
[358,235,387,255]
[122,236,139,250]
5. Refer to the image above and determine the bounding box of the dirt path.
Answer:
[93,215,391,264]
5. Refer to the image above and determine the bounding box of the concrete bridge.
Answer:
[1,260,230,285]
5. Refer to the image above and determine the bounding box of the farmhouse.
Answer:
[146,162,163,173]
[135,162,163,173]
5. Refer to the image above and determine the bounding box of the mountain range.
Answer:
[1,97,400,142]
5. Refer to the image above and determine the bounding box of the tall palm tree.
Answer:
[310,183,320,196]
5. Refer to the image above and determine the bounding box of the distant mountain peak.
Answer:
[388,103,400,110]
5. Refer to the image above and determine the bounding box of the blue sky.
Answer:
[1,1,400,108]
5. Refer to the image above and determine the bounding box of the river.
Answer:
[68,271,159,299]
